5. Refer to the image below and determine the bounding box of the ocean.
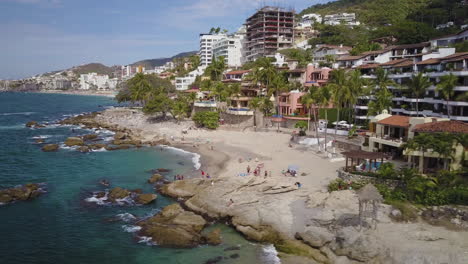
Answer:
[0,92,279,264]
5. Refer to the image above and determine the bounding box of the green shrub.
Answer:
[377,163,398,179]
[192,111,219,129]
[446,187,468,205]
[328,179,366,192]
[387,200,418,222]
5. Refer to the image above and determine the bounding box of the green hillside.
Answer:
[300,0,467,27]
[131,51,197,69]
[72,63,119,77]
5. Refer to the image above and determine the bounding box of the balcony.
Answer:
[194,101,217,108]
[226,107,254,115]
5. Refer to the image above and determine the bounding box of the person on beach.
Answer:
[247,165,251,174]
[264,170,268,178]
[206,173,210,179]
[295,182,302,188]
[201,170,205,177]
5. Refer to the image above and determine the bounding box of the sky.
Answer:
[0,0,331,79]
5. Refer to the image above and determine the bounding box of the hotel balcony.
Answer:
[226,107,254,115]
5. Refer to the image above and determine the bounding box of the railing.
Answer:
[194,101,217,108]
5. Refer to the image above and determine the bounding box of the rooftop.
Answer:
[377,115,410,128]
[225,70,251,75]
[413,121,468,134]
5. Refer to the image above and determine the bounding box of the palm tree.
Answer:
[300,90,316,136]
[269,74,288,116]
[127,73,153,105]
[408,72,431,117]
[347,69,367,122]
[368,88,393,116]
[206,56,226,81]
[437,73,458,119]
[248,97,262,130]
[404,133,435,173]
[327,69,348,137]
[316,85,331,151]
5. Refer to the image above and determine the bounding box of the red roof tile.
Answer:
[413,121,468,134]
[377,115,410,128]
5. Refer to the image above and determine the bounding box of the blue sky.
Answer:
[0,0,331,79]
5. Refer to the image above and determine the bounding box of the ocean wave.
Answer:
[32,135,52,139]
[137,236,155,246]
[0,124,25,130]
[260,244,281,264]
[161,145,201,170]
[122,225,141,233]
[91,147,107,152]
[0,112,36,116]
[59,144,79,150]
[85,194,109,205]
[116,213,137,222]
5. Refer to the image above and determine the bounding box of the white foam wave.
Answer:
[91,147,107,152]
[122,225,141,233]
[0,124,25,130]
[161,145,201,170]
[137,236,155,246]
[116,213,137,222]
[59,144,78,150]
[0,112,36,116]
[261,244,281,264]
[85,192,109,205]
[32,135,52,139]
[115,196,135,206]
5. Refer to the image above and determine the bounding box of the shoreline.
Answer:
[31,90,116,98]
[62,107,468,264]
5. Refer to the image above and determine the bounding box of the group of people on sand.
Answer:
[200,170,211,179]
[174,175,185,181]
[247,165,270,178]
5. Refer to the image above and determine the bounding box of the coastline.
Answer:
[62,107,468,264]
[32,90,116,98]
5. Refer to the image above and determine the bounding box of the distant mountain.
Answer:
[131,51,198,69]
[70,63,120,77]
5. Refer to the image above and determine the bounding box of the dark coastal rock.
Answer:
[42,144,59,152]
[137,203,207,248]
[229,254,240,259]
[114,132,126,140]
[112,139,141,146]
[25,121,38,128]
[0,183,45,204]
[157,168,171,173]
[64,137,84,147]
[105,145,132,151]
[82,134,98,141]
[202,228,222,245]
[148,174,163,184]
[89,143,107,150]
[224,246,241,251]
[108,187,130,201]
[77,146,90,153]
[59,112,100,127]
[135,193,157,205]
[131,189,143,194]
[95,191,106,199]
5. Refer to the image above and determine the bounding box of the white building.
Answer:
[79,73,110,90]
[199,33,227,66]
[430,28,468,48]
[323,13,360,26]
[175,66,206,91]
[300,13,322,27]
[212,34,244,67]
[313,44,352,62]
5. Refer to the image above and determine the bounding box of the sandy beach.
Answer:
[90,107,468,264]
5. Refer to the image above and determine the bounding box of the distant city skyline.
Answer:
[0,0,332,79]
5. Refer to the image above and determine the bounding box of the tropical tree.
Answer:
[408,72,431,117]
[248,97,262,129]
[142,93,173,118]
[327,69,348,136]
[260,97,274,116]
[347,69,367,121]
[404,133,435,173]
[437,73,458,118]
[316,85,332,151]
[368,88,393,116]
[300,91,316,135]
[295,121,308,136]
[205,56,226,81]
[171,98,190,123]
[127,73,153,105]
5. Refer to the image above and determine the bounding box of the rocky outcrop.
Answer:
[64,137,84,147]
[35,138,45,144]
[295,226,334,248]
[137,203,207,248]
[77,146,90,153]
[148,174,164,184]
[26,121,38,127]
[202,228,222,245]
[114,132,126,140]
[135,193,157,205]
[82,134,98,141]
[89,143,107,150]
[112,139,141,146]
[105,145,133,151]
[108,187,130,202]
[0,183,46,204]
[41,144,59,152]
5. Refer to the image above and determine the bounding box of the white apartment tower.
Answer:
[212,34,245,67]
[199,33,226,66]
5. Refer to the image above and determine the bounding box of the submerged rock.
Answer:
[35,138,45,144]
[64,137,84,147]
[202,228,222,245]
[137,203,207,248]
[89,143,107,150]
[108,187,130,201]
[77,146,90,153]
[25,121,38,128]
[82,134,98,141]
[148,174,163,184]
[105,145,132,151]
[42,144,59,152]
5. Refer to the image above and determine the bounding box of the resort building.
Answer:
[175,66,206,91]
[79,73,111,90]
[212,34,245,67]
[323,13,360,26]
[278,90,307,117]
[244,6,295,62]
[430,28,468,48]
[305,65,331,87]
[199,33,226,66]
[299,14,322,27]
[313,45,351,64]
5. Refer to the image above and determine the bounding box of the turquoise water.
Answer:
[0,92,277,264]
